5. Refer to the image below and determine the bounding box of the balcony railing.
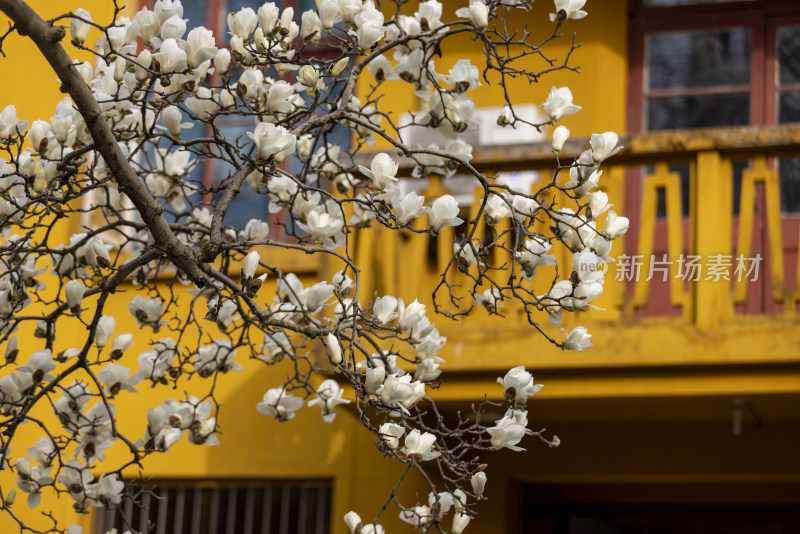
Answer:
[350,125,800,375]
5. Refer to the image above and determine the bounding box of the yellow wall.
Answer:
[360,0,629,148]
[4,1,798,534]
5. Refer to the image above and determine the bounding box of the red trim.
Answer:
[765,15,800,124]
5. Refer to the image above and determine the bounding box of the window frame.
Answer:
[629,0,800,133]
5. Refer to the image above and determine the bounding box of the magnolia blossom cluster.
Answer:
[0,0,623,531]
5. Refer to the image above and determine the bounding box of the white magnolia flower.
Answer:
[378,422,405,449]
[379,373,418,405]
[155,0,183,25]
[497,366,543,407]
[400,505,433,529]
[185,87,218,119]
[485,194,511,225]
[397,299,427,331]
[604,210,629,238]
[308,379,350,422]
[301,11,322,42]
[160,14,187,40]
[403,429,440,461]
[541,86,581,122]
[563,326,593,351]
[267,80,295,113]
[95,315,115,348]
[414,356,444,382]
[193,340,242,377]
[442,59,480,93]
[128,296,164,329]
[391,192,426,226]
[64,280,85,312]
[487,409,531,451]
[455,0,489,28]
[358,153,399,191]
[590,131,622,162]
[97,363,139,396]
[242,250,260,282]
[325,333,343,365]
[248,122,296,163]
[185,26,218,68]
[471,471,487,497]
[452,512,471,533]
[0,105,28,141]
[28,437,58,467]
[296,208,344,247]
[93,473,125,506]
[227,7,258,39]
[550,0,588,22]
[427,195,464,231]
[553,125,570,152]
[256,387,304,421]
[372,295,399,324]
[566,167,602,197]
[156,38,187,73]
[344,511,362,534]
[365,366,386,395]
[415,0,443,30]
[587,190,612,219]
[215,48,231,74]
[110,333,134,358]
[70,8,92,45]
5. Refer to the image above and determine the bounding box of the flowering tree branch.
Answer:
[0,0,621,532]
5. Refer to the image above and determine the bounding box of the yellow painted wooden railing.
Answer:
[349,125,800,377]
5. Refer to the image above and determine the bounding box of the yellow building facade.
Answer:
[1,0,799,533]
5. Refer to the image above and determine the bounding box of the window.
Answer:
[94,480,332,534]
[141,0,346,234]
[630,0,800,212]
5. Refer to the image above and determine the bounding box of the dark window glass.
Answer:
[647,29,750,90]
[182,0,211,33]
[778,26,800,85]
[228,0,268,13]
[647,93,750,130]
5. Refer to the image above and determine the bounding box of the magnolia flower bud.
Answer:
[497,104,513,126]
[258,3,280,33]
[29,120,50,153]
[471,471,486,497]
[135,49,153,82]
[70,8,93,45]
[95,315,116,348]
[110,333,134,359]
[344,511,362,534]
[330,57,349,77]
[64,280,85,312]
[92,239,111,267]
[56,348,81,363]
[552,125,570,153]
[325,333,342,365]
[452,512,471,534]
[73,60,93,84]
[161,106,183,137]
[300,11,322,43]
[160,14,187,40]
[297,134,313,162]
[215,48,231,75]
[242,250,260,284]
[297,65,320,92]
[319,0,339,29]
